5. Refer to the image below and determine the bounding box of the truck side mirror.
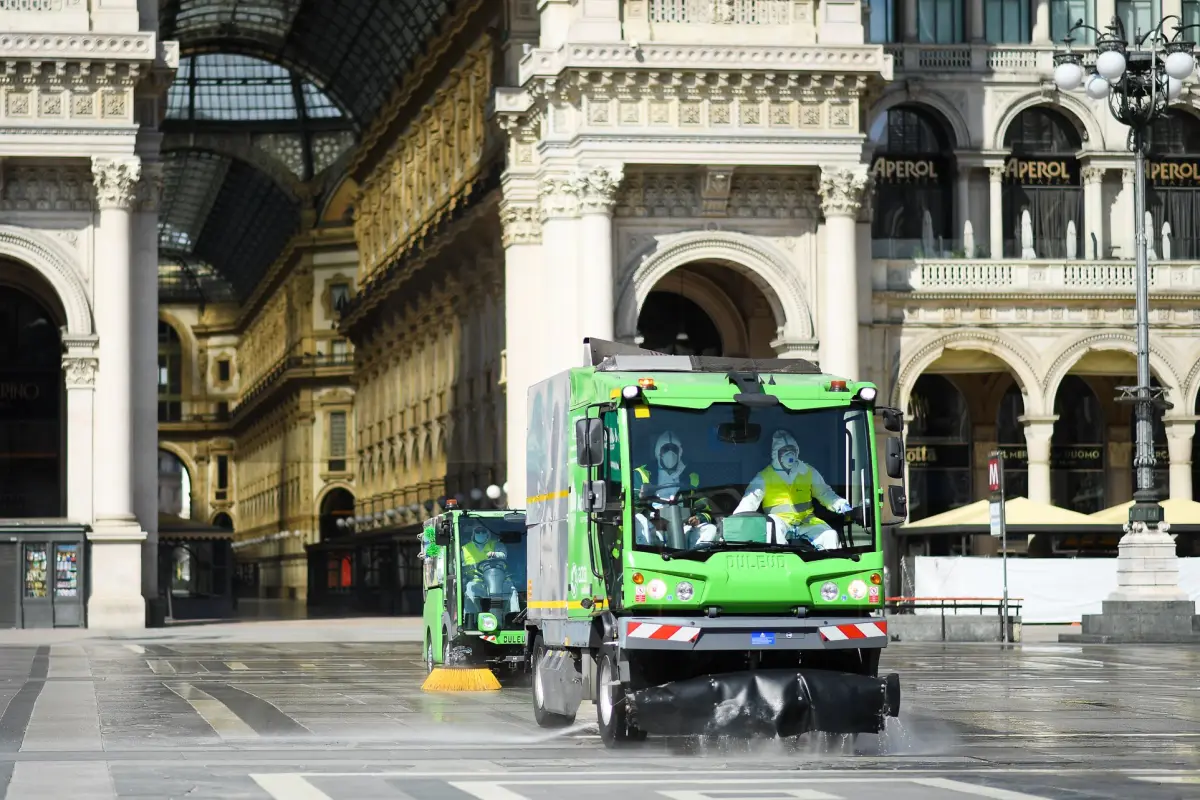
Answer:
[584,480,607,513]
[888,485,908,518]
[881,407,904,433]
[435,520,452,546]
[885,437,904,479]
[575,417,604,468]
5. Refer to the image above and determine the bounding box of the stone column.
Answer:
[902,0,918,41]
[539,173,582,372]
[1164,416,1197,501]
[575,164,623,344]
[1121,168,1136,259]
[1082,165,1105,260]
[818,165,870,381]
[968,0,985,40]
[89,156,146,629]
[134,162,163,616]
[500,194,542,509]
[61,335,98,524]
[988,164,1004,259]
[1020,415,1057,505]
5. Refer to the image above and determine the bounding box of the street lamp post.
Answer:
[1052,17,1200,642]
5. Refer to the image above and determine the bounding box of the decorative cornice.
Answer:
[0,33,156,61]
[91,156,141,210]
[818,165,869,217]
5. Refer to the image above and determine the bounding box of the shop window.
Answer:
[1186,0,1200,31]
[917,0,964,43]
[905,375,972,522]
[1051,376,1106,514]
[158,321,183,422]
[865,0,897,43]
[996,382,1029,499]
[984,0,1031,43]
[1002,107,1084,259]
[1146,111,1200,260]
[869,105,955,258]
[1051,0,1095,43]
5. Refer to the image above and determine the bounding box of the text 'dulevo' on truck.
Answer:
[524,339,907,746]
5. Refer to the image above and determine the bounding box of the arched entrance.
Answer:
[0,281,65,518]
[157,449,192,520]
[633,262,781,358]
[319,487,355,542]
[906,374,971,521]
[1051,375,1106,514]
[869,103,957,258]
[1002,106,1084,258]
[211,512,233,530]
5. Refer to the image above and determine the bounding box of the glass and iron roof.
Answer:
[160,0,454,125]
[167,53,346,123]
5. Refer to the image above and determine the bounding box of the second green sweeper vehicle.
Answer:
[524,339,907,745]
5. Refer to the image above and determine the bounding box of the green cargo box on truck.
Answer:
[524,339,908,746]
[420,505,530,675]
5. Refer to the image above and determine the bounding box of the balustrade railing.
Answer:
[874,258,1200,293]
[624,0,809,44]
[885,44,1097,75]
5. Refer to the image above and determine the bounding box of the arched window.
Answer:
[158,321,183,422]
[906,375,972,521]
[1051,376,1105,513]
[1003,107,1084,259]
[996,382,1029,499]
[319,488,355,542]
[870,105,955,258]
[635,291,722,356]
[158,449,192,519]
[1147,110,1200,260]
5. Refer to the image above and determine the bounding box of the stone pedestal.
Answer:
[1060,524,1200,644]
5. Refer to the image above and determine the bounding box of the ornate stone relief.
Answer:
[1081,165,1105,184]
[574,165,624,214]
[91,156,141,210]
[615,168,819,219]
[818,165,869,217]
[62,355,97,388]
[538,174,581,221]
[500,202,541,247]
[1,164,93,211]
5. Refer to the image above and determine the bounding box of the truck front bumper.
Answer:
[619,615,889,651]
[628,668,900,737]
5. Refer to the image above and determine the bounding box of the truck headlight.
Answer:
[675,581,694,601]
[478,613,498,632]
[857,386,878,402]
[621,385,641,400]
[820,581,839,601]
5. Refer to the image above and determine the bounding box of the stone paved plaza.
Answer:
[0,621,1198,799]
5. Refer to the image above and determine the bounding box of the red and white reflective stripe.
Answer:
[819,621,888,641]
[626,621,701,642]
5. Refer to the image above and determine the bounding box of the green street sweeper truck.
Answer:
[524,339,907,746]
[420,503,530,677]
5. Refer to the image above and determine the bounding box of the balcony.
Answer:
[232,352,354,422]
[883,43,1096,76]
[622,0,838,46]
[876,258,1200,294]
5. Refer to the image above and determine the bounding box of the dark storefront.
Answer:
[1002,107,1084,259]
[306,524,423,617]
[0,521,87,629]
[158,513,235,621]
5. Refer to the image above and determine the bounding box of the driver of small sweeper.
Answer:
[631,430,717,546]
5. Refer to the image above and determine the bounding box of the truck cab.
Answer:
[420,505,529,675]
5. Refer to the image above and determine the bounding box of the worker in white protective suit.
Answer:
[732,429,853,549]
[632,431,718,547]
[461,520,519,617]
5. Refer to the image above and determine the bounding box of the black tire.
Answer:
[532,635,575,728]
[424,633,435,673]
[596,650,645,747]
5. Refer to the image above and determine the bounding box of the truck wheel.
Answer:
[532,635,574,728]
[425,634,434,673]
[597,650,644,746]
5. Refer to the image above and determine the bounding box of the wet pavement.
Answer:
[0,628,1197,799]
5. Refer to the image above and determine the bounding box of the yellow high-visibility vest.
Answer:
[759,466,819,526]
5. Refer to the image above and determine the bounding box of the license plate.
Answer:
[750,632,775,646]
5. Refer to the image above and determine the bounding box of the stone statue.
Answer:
[1162,221,1172,262]
[921,209,935,256]
[1020,208,1036,259]
[963,219,975,257]
[1066,219,1077,260]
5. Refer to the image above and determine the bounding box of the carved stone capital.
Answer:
[91,157,141,210]
[818,165,869,218]
[1122,168,1136,184]
[137,161,165,212]
[538,174,581,221]
[62,355,98,388]
[988,164,1006,182]
[573,165,624,215]
[1082,165,1105,185]
[500,202,542,247]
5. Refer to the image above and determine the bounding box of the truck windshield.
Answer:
[627,403,876,560]
[459,514,528,627]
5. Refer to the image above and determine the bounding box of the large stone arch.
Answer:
[0,225,92,335]
[866,89,971,149]
[990,92,1106,151]
[1184,358,1200,417]
[893,329,1046,416]
[615,230,815,348]
[1042,332,1183,411]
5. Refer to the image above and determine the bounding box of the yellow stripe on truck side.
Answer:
[527,600,607,610]
[526,489,570,504]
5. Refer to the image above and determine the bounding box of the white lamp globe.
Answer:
[470,487,483,500]
[1095,49,1127,81]
[1165,51,1196,81]
[1085,74,1112,99]
[1053,61,1084,91]
[486,484,502,500]
[1167,76,1184,101]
